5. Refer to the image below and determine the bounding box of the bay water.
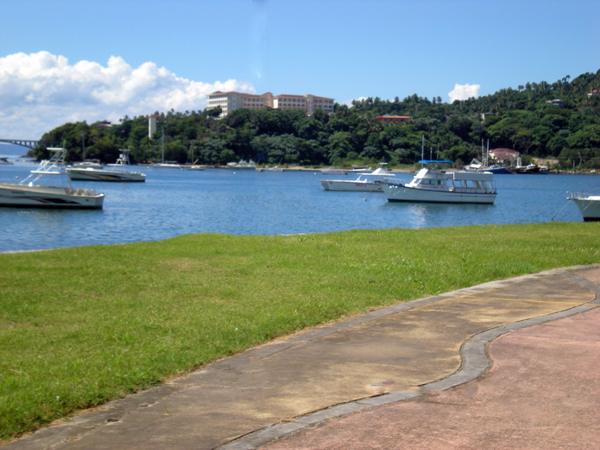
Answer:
[1,162,597,253]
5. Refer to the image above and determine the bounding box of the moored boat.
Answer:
[227,159,256,169]
[67,167,146,182]
[0,147,104,209]
[321,163,395,192]
[68,150,147,181]
[568,193,600,221]
[380,160,497,204]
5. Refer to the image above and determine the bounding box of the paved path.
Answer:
[5,266,600,450]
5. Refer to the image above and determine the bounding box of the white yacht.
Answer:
[0,157,13,165]
[67,150,146,182]
[153,161,182,169]
[568,193,600,221]
[0,147,104,208]
[227,159,256,169]
[321,163,395,192]
[380,161,497,204]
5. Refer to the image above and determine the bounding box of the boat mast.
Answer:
[421,135,424,161]
[82,132,86,161]
[161,128,165,164]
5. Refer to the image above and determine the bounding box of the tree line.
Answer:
[35,69,600,169]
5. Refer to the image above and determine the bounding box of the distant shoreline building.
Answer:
[489,148,519,162]
[207,91,334,118]
[376,115,412,124]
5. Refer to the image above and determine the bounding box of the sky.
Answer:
[0,0,599,141]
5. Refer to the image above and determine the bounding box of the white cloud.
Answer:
[448,83,481,103]
[0,51,255,138]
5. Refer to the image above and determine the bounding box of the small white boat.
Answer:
[0,147,104,209]
[68,150,146,182]
[321,167,347,175]
[321,163,394,192]
[380,161,497,204]
[568,193,600,221]
[153,161,182,169]
[227,159,256,169]
[67,167,146,182]
[0,157,13,165]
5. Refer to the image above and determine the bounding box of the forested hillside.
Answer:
[36,70,600,169]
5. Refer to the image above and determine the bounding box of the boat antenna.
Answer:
[421,135,424,161]
[82,132,85,161]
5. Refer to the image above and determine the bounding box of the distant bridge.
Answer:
[0,139,59,150]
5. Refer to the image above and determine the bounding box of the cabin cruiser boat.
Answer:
[66,167,145,182]
[0,147,104,208]
[321,163,395,192]
[67,150,146,182]
[568,193,600,221]
[69,150,145,181]
[380,160,497,204]
[227,159,256,169]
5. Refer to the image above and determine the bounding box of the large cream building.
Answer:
[207,91,334,117]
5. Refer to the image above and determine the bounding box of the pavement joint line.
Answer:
[218,266,600,450]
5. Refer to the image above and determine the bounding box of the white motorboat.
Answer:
[321,163,395,192]
[68,149,146,181]
[0,157,13,165]
[321,167,347,175]
[0,147,104,209]
[380,160,497,204]
[227,159,256,169]
[568,193,600,221]
[153,161,182,169]
[67,167,146,182]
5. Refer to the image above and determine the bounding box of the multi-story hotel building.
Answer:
[207,92,274,117]
[207,91,334,117]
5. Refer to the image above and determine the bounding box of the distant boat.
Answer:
[0,147,104,208]
[321,167,347,175]
[68,149,146,181]
[227,159,256,169]
[0,157,13,165]
[153,161,182,169]
[568,193,600,221]
[321,163,394,192]
[67,167,146,182]
[380,160,497,204]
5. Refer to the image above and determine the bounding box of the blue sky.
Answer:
[0,0,598,141]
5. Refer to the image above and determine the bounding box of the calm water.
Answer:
[1,162,598,253]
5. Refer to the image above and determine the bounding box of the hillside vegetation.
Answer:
[36,70,600,169]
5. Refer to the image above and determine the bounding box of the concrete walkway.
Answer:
[5,266,600,450]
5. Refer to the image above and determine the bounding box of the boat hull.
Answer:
[67,168,146,182]
[321,180,383,192]
[0,183,104,209]
[382,183,496,204]
[571,197,600,221]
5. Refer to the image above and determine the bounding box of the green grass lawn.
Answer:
[1,222,599,441]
